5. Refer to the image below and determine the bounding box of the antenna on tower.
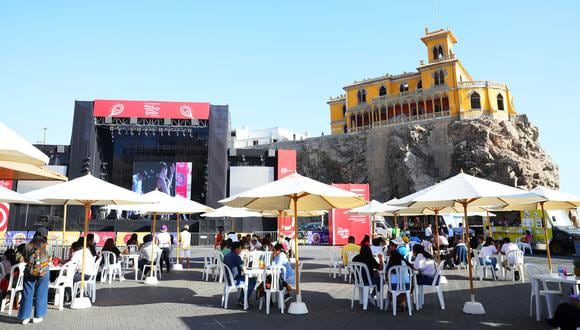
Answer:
[42,127,47,144]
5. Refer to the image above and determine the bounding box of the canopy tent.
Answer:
[495,186,580,272]
[388,172,533,315]
[23,174,149,309]
[220,172,366,314]
[0,160,67,181]
[0,185,43,204]
[111,190,212,275]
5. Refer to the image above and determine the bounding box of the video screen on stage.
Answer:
[132,161,192,198]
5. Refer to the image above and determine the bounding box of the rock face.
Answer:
[252,115,559,201]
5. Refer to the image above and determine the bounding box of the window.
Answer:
[432,47,438,60]
[342,105,346,116]
[417,80,422,90]
[434,71,439,86]
[497,94,504,111]
[435,104,441,112]
[379,85,387,96]
[357,89,367,103]
[434,70,445,86]
[470,92,481,109]
[438,45,444,59]
[253,140,259,146]
[399,82,408,93]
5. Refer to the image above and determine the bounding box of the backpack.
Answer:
[26,243,50,278]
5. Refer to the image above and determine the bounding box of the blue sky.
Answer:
[1,1,578,193]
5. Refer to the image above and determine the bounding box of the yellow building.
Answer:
[328,28,517,135]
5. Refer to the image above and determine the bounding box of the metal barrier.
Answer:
[190,231,279,246]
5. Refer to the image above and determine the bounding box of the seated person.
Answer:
[0,249,18,299]
[352,245,383,290]
[370,238,384,254]
[250,235,262,251]
[220,239,232,259]
[545,295,580,330]
[126,233,139,248]
[412,244,437,285]
[85,234,98,257]
[71,241,97,282]
[266,243,295,302]
[138,234,160,276]
[478,237,498,273]
[260,238,273,252]
[500,237,521,278]
[101,238,121,264]
[223,242,256,308]
[453,239,467,266]
[436,232,449,250]
[341,236,361,265]
[386,249,412,290]
[393,237,409,258]
[521,230,532,244]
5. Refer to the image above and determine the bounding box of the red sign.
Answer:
[276,150,297,238]
[93,99,210,120]
[328,183,370,246]
[0,181,13,233]
[81,231,116,247]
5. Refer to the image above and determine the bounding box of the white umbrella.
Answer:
[220,172,366,314]
[113,190,212,278]
[201,206,264,218]
[0,185,44,204]
[389,172,533,315]
[0,160,68,181]
[0,122,49,166]
[24,174,150,309]
[496,186,580,272]
[347,200,390,238]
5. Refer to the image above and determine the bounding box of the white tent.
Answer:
[0,185,43,204]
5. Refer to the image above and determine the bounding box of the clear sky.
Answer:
[1,1,578,193]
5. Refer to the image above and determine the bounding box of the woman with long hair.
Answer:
[412,244,437,285]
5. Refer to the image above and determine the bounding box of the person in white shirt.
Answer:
[157,225,172,273]
[138,234,160,275]
[71,246,97,282]
[425,224,433,240]
[227,232,239,242]
[478,237,498,277]
[500,237,521,268]
[447,224,454,246]
[179,225,191,268]
[412,244,437,285]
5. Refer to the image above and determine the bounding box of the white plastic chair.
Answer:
[49,261,77,310]
[262,251,273,267]
[416,266,445,310]
[0,262,25,315]
[259,265,287,314]
[350,262,378,310]
[246,251,264,269]
[73,255,102,303]
[221,264,248,309]
[344,251,357,283]
[328,248,343,279]
[516,237,533,255]
[504,250,525,282]
[385,265,413,316]
[127,244,138,253]
[101,251,124,283]
[524,264,561,321]
[214,250,225,283]
[201,255,218,282]
[141,250,162,280]
[477,254,497,281]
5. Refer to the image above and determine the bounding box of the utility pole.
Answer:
[42,127,47,144]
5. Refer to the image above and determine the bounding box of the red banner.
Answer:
[81,231,117,247]
[328,183,370,246]
[276,150,297,238]
[93,99,210,120]
[0,181,13,233]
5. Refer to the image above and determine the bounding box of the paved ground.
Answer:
[0,247,575,329]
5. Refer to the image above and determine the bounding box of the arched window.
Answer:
[439,70,445,85]
[470,92,481,109]
[438,45,444,59]
[433,71,439,86]
[342,105,346,116]
[497,94,504,111]
[399,82,409,93]
[357,90,362,103]
[417,80,422,90]
[434,104,441,113]
[379,85,387,96]
[432,47,438,60]
[357,89,367,103]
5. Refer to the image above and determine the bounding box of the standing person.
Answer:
[447,224,454,247]
[179,225,191,268]
[17,228,50,325]
[215,226,224,249]
[456,223,464,241]
[223,242,256,308]
[157,225,172,273]
[424,223,433,241]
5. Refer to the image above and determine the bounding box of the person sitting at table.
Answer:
[393,237,409,258]
[71,239,97,283]
[249,235,262,251]
[270,243,295,302]
[360,234,371,246]
[0,248,18,300]
[126,233,139,248]
[500,237,521,280]
[386,249,412,292]
[370,238,384,254]
[478,237,498,277]
[521,230,532,243]
[436,230,449,250]
[138,234,160,276]
[352,245,383,296]
[412,244,437,285]
[260,237,273,252]
[101,238,121,264]
[220,239,232,259]
[85,234,98,258]
[278,234,289,252]
[223,241,257,308]
[342,236,361,265]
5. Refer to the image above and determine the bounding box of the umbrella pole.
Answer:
[434,209,440,261]
[288,195,308,315]
[71,202,92,309]
[394,214,398,237]
[62,203,67,246]
[463,203,475,301]
[540,202,553,272]
[486,210,492,238]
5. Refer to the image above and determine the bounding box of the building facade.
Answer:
[328,28,517,135]
[229,126,309,148]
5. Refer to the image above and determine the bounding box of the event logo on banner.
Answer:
[93,100,210,120]
[276,150,297,238]
[81,231,116,247]
[0,180,13,233]
[5,231,35,246]
[328,184,370,246]
[175,162,192,199]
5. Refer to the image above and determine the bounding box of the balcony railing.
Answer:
[457,80,507,89]
[347,110,452,133]
[371,84,448,104]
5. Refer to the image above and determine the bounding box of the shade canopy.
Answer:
[0,160,68,181]
[201,206,264,218]
[346,200,394,215]
[0,122,49,166]
[497,186,580,211]
[23,173,146,206]
[0,185,43,204]
[220,172,366,211]
[262,209,327,218]
[111,190,213,214]
[388,172,533,209]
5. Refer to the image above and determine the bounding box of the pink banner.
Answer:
[81,231,116,247]
[329,184,370,246]
[93,99,210,120]
[175,162,191,199]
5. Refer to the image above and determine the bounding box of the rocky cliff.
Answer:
[252,115,559,201]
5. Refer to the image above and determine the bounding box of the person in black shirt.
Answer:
[352,245,383,287]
